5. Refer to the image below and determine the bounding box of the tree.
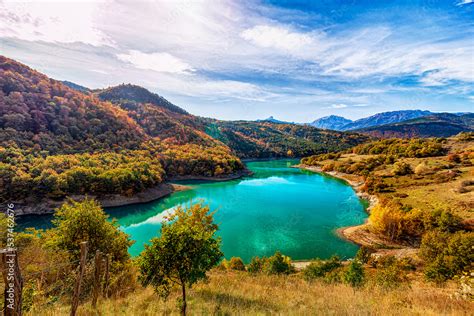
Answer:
[46,198,132,263]
[138,202,223,315]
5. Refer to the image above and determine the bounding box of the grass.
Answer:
[28,270,473,315]
[314,139,474,218]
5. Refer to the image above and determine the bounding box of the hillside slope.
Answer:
[0,56,244,211]
[205,119,368,158]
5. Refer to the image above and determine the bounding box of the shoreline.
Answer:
[295,164,389,247]
[10,169,252,216]
[297,163,417,259]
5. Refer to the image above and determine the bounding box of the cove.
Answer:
[18,159,367,262]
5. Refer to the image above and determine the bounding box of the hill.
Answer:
[61,80,90,93]
[97,83,188,115]
[310,115,353,130]
[357,113,474,138]
[0,56,245,212]
[205,119,368,158]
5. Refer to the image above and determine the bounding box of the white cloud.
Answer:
[0,0,112,46]
[117,50,194,74]
[456,0,473,6]
[330,104,348,109]
[241,25,314,52]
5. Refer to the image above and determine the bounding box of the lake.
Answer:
[18,159,367,262]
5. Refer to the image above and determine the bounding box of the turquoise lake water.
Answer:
[18,159,367,262]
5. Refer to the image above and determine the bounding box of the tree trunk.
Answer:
[181,283,186,316]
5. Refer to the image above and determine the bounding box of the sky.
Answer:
[0,0,473,122]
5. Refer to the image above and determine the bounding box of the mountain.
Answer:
[342,110,433,130]
[256,116,290,124]
[310,115,353,130]
[98,83,188,115]
[310,110,434,131]
[357,113,474,138]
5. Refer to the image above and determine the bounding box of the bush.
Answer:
[392,161,413,176]
[369,256,413,289]
[228,257,246,271]
[355,246,374,264]
[447,153,461,163]
[303,256,342,280]
[420,230,474,282]
[414,162,430,175]
[343,261,365,288]
[265,251,294,275]
[247,256,266,274]
[247,257,267,273]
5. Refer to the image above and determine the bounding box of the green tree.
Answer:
[138,202,223,315]
[46,198,132,263]
[343,261,365,288]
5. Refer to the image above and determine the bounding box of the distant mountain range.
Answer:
[358,113,474,138]
[309,110,473,138]
[310,110,433,131]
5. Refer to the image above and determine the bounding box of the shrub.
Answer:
[392,161,413,176]
[228,257,246,271]
[303,256,342,280]
[414,162,430,175]
[343,261,365,288]
[265,251,294,275]
[420,230,474,282]
[355,246,374,264]
[447,153,461,163]
[247,256,266,274]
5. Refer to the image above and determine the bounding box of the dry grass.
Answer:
[29,270,473,316]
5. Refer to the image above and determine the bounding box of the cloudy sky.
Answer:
[1,0,473,121]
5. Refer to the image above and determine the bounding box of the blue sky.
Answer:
[0,0,472,121]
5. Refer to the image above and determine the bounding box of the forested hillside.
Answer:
[205,119,368,158]
[0,56,244,208]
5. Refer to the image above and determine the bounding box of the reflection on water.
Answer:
[18,159,367,262]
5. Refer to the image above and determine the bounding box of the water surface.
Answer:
[18,159,367,262]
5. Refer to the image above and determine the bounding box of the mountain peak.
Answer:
[310,115,353,130]
[97,84,188,115]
